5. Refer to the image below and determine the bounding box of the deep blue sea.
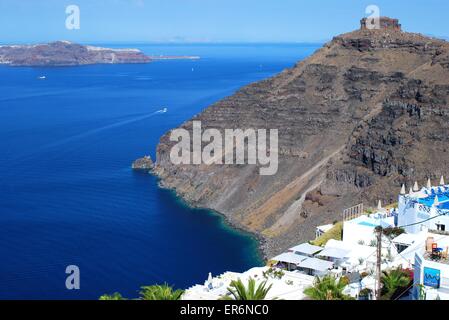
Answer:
[0,43,319,299]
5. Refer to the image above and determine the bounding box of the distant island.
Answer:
[0,41,199,67]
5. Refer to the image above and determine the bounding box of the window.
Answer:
[436,224,446,232]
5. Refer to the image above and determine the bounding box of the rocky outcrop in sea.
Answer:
[132,156,154,171]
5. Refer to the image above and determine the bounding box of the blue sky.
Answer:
[0,0,448,43]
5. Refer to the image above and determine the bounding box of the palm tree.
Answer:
[221,277,272,300]
[139,284,184,300]
[99,292,125,300]
[381,268,410,297]
[304,275,354,300]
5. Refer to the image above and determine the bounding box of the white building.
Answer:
[343,212,395,246]
[413,233,449,300]
[398,178,449,234]
[183,177,449,300]
[271,245,334,276]
[324,239,377,273]
[288,243,323,257]
[182,267,315,300]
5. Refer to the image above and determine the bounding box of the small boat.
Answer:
[38,76,46,80]
[156,107,168,114]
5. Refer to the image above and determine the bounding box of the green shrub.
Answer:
[99,292,125,300]
[221,277,272,300]
[304,275,354,300]
[311,222,343,246]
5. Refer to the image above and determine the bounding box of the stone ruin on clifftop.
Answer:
[360,16,402,31]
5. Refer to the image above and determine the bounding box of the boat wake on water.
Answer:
[10,109,167,164]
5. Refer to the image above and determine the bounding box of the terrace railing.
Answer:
[343,203,364,222]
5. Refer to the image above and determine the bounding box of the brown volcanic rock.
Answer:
[152,18,449,257]
[132,156,154,171]
[0,41,151,66]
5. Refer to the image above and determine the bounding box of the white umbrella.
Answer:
[413,181,419,192]
[434,196,440,207]
[400,184,406,195]
[205,272,214,290]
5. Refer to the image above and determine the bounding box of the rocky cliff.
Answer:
[152,18,449,257]
[0,41,150,66]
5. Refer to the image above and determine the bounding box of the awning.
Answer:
[288,243,323,256]
[317,247,350,259]
[297,258,334,272]
[271,252,308,265]
[392,233,418,246]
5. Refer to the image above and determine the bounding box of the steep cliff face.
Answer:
[153,21,449,256]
